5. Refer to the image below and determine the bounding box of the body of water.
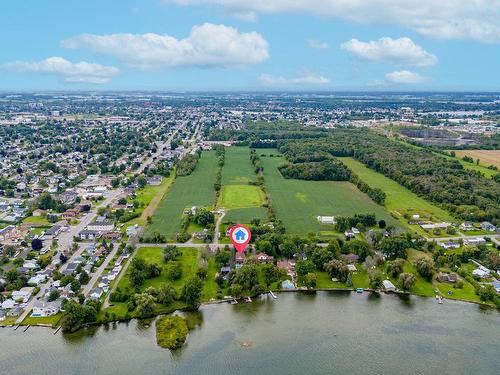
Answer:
[0,292,498,375]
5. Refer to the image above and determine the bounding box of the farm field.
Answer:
[258,151,399,236]
[339,157,455,224]
[219,146,267,225]
[451,150,500,169]
[145,151,218,239]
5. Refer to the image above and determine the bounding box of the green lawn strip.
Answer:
[202,257,222,301]
[146,151,218,239]
[21,313,62,327]
[23,216,51,226]
[256,150,398,236]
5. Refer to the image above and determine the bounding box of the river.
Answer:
[0,292,498,375]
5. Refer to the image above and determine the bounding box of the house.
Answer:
[28,274,47,286]
[491,280,500,293]
[87,221,114,232]
[441,242,460,250]
[89,287,104,300]
[126,224,142,237]
[1,299,15,309]
[437,273,459,283]
[382,279,396,291]
[341,253,359,264]
[0,309,5,321]
[79,230,101,240]
[317,216,335,225]
[255,253,274,264]
[43,225,62,239]
[347,264,357,272]
[102,232,121,241]
[12,287,33,303]
[62,262,78,276]
[32,300,61,317]
[7,307,23,317]
[344,230,355,239]
[472,266,490,279]
[281,280,295,289]
[235,252,245,265]
[220,266,231,276]
[460,222,475,231]
[146,175,163,186]
[464,237,486,246]
[480,221,496,232]
[0,225,16,241]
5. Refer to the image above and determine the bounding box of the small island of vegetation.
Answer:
[155,315,189,350]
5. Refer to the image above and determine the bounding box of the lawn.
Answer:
[219,185,265,209]
[117,247,199,293]
[146,151,218,239]
[339,157,455,225]
[23,216,51,226]
[257,151,399,236]
[21,313,62,327]
[202,257,221,301]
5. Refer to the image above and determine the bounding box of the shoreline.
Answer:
[1,288,496,330]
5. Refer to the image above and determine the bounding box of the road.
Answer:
[83,243,119,296]
[213,210,226,245]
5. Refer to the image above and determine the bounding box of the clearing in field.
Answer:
[219,184,265,209]
[451,150,500,169]
[339,157,455,224]
[257,151,399,236]
[219,146,268,224]
[146,151,218,239]
[118,247,199,293]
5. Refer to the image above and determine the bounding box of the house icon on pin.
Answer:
[235,229,246,241]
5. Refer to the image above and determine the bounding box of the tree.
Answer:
[387,258,405,278]
[31,238,43,251]
[324,259,349,283]
[304,273,317,288]
[262,263,279,287]
[165,263,182,281]
[478,285,495,302]
[310,247,335,269]
[368,270,383,289]
[228,283,243,298]
[194,209,215,227]
[157,283,176,305]
[399,273,416,290]
[295,260,315,278]
[378,235,410,259]
[163,246,181,262]
[137,176,147,188]
[79,271,90,285]
[182,277,203,310]
[48,289,60,301]
[378,220,386,229]
[415,257,434,281]
[280,240,297,258]
[326,239,341,257]
[344,240,371,261]
[134,293,156,318]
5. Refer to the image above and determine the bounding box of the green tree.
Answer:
[304,273,317,288]
[182,277,203,310]
[368,270,383,289]
[415,257,434,281]
[399,273,416,290]
[157,283,177,305]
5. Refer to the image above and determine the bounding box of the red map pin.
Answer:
[229,224,251,253]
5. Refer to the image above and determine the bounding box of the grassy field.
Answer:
[339,157,455,224]
[23,216,51,226]
[221,146,257,185]
[223,207,268,224]
[258,151,399,236]
[219,185,265,209]
[451,150,500,169]
[117,247,199,293]
[146,151,218,239]
[218,146,267,225]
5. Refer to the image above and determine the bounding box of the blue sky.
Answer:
[1,0,499,91]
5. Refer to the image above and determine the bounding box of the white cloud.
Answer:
[162,1,500,43]
[2,57,119,84]
[341,37,438,67]
[259,72,330,86]
[61,23,269,70]
[385,70,424,84]
[308,40,329,50]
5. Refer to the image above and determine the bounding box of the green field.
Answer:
[218,146,267,224]
[221,146,257,185]
[257,151,399,236]
[146,152,218,239]
[117,247,199,293]
[223,207,268,224]
[339,157,455,224]
[219,185,265,209]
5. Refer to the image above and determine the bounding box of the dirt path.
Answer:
[139,175,174,222]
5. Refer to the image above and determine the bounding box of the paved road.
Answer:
[83,243,119,296]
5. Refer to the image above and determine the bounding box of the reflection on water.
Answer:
[0,292,498,375]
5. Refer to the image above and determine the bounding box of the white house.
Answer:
[441,242,460,250]
[1,299,15,309]
[32,301,61,317]
[464,237,486,246]
[11,287,34,303]
[472,266,490,279]
[460,222,475,231]
[28,274,47,286]
[87,221,114,232]
[317,216,335,225]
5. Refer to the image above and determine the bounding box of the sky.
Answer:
[1,0,499,91]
